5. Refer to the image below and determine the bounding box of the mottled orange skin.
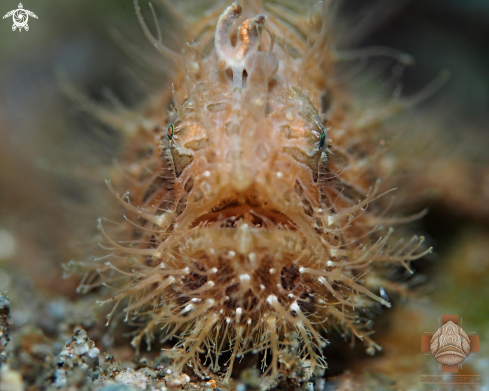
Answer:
[79,0,431,383]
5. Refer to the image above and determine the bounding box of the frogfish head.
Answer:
[430,321,471,365]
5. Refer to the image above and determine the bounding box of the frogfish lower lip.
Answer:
[435,346,467,358]
[434,346,468,365]
[190,203,295,229]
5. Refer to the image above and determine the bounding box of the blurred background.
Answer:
[0,0,488,388]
